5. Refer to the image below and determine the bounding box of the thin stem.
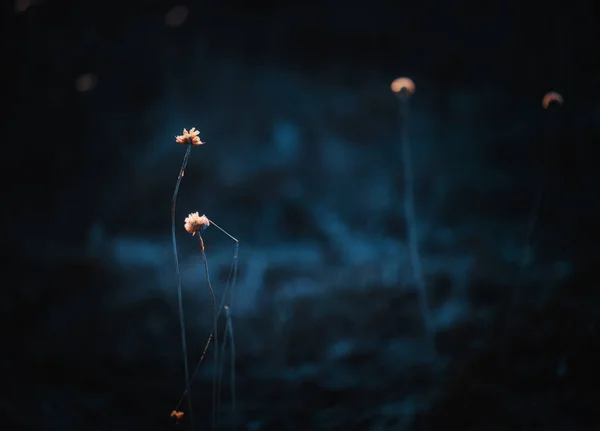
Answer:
[209,218,239,243]
[508,107,554,326]
[171,144,193,429]
[216,317,229,431]
[176,235,239,413]
[176,332,213,411]
[225,306,236,428]
[198,233,218,431]
[218,242,239,314]
[214,240,239,428]
[216,306,236,430]
[399,101,434,341]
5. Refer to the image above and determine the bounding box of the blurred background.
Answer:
[4,0,600,429]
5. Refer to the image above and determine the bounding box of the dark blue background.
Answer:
[4,0,600,429]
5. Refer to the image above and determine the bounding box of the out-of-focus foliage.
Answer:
[5,1,600,429]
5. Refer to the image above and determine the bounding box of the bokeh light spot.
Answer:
[165,6,189,27]
[15,0,30,13]
[75,73,97,92]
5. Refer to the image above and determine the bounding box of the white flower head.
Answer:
[184,212,210,235]
[176,127,204,146]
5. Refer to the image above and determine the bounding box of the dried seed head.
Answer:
[184,212,210,235]
[170,410,184,421]
[542,91,564,109]
[176,127,204,146]
[391,77,416,95]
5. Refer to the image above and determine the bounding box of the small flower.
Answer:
[176,127,204,146]
[390,77,416,95]
[542,91,564,109]
[170,410,184,422]
[184,212,210,235]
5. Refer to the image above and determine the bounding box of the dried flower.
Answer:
[170,410,184,422]
[184,212,210,235]
[391,77,416,95]
[542,91,563,109]
[176,127,204,146]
